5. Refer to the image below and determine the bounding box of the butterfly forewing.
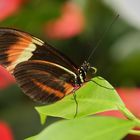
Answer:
[0,28,40,73]
[0,28,78,103]
[0,28,78,73]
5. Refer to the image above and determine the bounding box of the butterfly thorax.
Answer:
[76,61,91,86]
[75,61,97,86]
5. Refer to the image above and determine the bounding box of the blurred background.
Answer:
[0,0,140,139]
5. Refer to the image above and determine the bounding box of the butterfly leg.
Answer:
[72,90,78,118]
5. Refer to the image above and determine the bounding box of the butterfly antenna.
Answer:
[87,14,119,62]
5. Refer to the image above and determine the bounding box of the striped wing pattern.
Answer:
[0,27,43,73]
[0,28,78,103]
[14,60,75,103]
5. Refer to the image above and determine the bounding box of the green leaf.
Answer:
[25,116,135,140]
[36,77,124,120]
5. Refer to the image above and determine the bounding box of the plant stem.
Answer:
[117,105,140,127]
[129,130,140,136]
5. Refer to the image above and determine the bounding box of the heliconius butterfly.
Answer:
[0,13,119,105]
[0,27,97,103]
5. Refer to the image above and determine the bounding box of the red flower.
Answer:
[44,1,85,39]
[0,66,15,89]
[0,121,14,140]
[0,0,22,21]
[117,88,140,118]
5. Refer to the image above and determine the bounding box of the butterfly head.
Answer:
[77,61,97,85]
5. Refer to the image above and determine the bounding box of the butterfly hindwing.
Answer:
[13,60,75,103]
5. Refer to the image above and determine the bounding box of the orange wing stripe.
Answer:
[64,83,74,95]
[7,37,32,63]
[31,78,65,98]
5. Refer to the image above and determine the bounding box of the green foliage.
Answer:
[36,77,124,122]
[26,77,140,140]
[0,0,140,139]
[26,117,135,140]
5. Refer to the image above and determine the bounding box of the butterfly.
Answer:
[0,27,96,103]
